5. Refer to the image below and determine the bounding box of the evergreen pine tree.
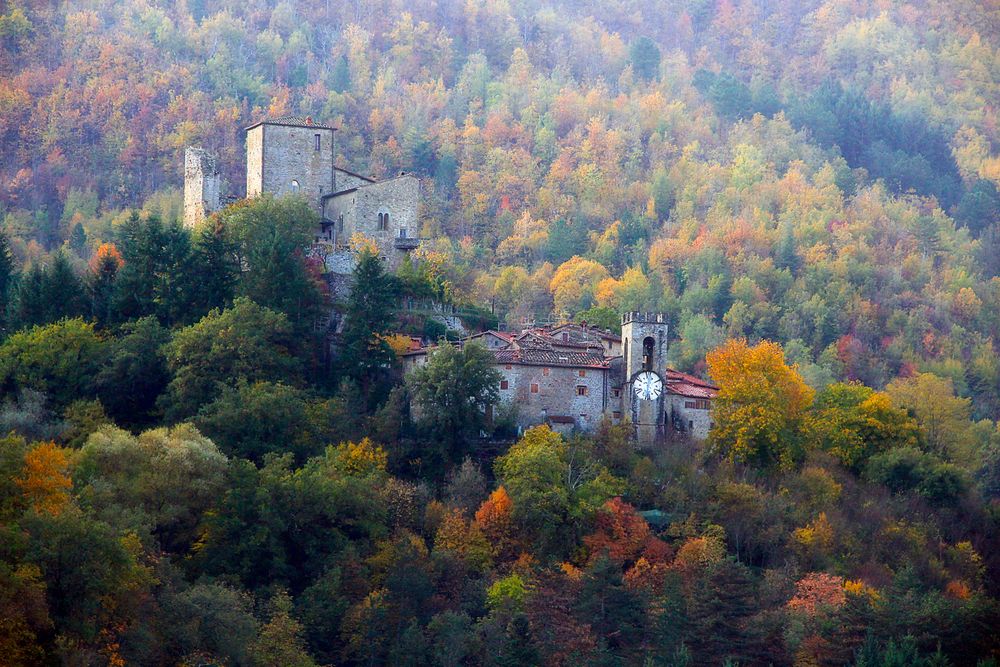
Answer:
[155,221,195,325]
[686,558,757,664]
[775,220,800,273]
[189,220,237,320]
[11,262,46,330]
[114,212,162,321]
[42,250,87,322]
[0,230,15,331]
[575,553,647,661]
[337,250,397,400]
[89,246,122,328]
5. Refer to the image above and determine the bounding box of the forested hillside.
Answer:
[1,0,1000,664]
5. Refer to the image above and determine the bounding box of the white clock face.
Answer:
[633,371,663,401]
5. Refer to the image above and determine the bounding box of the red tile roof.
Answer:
[494,348,609,369]
[665,369,718,399]
[245,116,337,131]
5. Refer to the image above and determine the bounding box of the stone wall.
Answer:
[245,126,264,198]
[323,174,420,269]
[667,395,713,440]
[247,123,335,217]
[497,363,608,432]
[183,147,220,228]
[621,312,669,446]
[334,167,373,192]
[621,312,669,381]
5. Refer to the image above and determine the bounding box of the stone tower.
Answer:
[245,117,336,217]
[183,147,221,228]
[621,312,669,447]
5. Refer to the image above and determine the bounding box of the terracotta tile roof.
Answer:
[468,330,515,344]
[665,369,718,399]
[546,322,621,343]
[495,348,609,369]
[245,116,337,131]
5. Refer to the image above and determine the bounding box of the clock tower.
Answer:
[622,312,668,447]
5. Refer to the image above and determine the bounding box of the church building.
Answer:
[403,313,718,446]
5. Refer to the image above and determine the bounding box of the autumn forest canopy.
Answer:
[1,0,1000,665]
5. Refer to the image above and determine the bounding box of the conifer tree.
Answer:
[10,263,45,331]
[88,243,123,328]
[337,249,397,398]
[0,230,15,331]
[42,250,87,322]
[189,220,237,320]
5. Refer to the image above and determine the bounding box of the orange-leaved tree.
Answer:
[16,442,73,516]
[582,497,669,567]
[706,338,815,469]
[474,486,518,561]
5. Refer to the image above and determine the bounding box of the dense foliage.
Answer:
[1,0,999,664]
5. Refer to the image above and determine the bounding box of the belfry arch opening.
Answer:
[642,336,655,371]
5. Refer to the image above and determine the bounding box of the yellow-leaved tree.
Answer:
[549,256,610,316]
[706,339,815,469]
[17,442,73,516]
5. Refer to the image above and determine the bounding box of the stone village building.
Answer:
[184,116,421,277]
[184,119,717,445]
[403,313,718,446]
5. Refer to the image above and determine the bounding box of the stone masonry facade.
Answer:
[184,116,420,273]
[403,314,719,444]
[183,147,220,229]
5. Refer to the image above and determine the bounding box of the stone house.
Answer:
[404,314,718,444]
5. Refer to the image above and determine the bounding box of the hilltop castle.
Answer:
[184,116,421,273]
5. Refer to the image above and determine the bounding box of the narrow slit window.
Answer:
[314,134,321,151]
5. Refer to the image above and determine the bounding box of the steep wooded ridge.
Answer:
[1,1,1000,665]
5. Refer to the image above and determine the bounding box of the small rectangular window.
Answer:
[613,389,620,397]
[505,364,512,370]
[578,370,586,377]
[542,367,550,376]
[612,411,621,419]
[500,380,509,390]
[530,383,539,394]
[314,134,321,151]
[576,385,588,396]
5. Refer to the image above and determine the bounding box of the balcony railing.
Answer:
[393,236,421,250]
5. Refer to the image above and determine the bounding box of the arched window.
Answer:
[378,211,389,231]
[642,336,655,371]
[291,179,300,192]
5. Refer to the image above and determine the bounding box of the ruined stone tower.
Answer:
[622,312,669,447]
[245,117,336,217]
[183,147,221,228]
